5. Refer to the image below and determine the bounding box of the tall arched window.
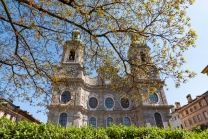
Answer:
[123,117,131,126]
[59,113,67,127]
[154,113,163,128]
[89,117,96,128]
[69,51,75,60]
[106,117,113,127]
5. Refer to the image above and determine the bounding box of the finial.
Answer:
[72,28,81,41]
[131,33,147,46]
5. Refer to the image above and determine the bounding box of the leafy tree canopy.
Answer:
[0,0,197,108]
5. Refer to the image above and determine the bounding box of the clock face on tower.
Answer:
[65,66,76,76]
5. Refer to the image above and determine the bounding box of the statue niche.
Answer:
[69,51,75,60]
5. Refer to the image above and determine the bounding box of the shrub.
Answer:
[1,117,208,139]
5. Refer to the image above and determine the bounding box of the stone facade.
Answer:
[47,30,172,128]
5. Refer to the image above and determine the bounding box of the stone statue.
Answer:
[72,29,81,41]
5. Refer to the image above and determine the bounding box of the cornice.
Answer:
[56,77,164,91]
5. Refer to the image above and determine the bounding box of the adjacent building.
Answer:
[175,92,208,130]
[47,29,173,128]
[0,98,41,124]
[169,102,183,129]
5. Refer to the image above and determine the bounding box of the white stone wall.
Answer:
[169,112,182,129]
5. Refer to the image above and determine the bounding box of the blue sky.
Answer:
[13,1,208,123]
[166,0,208,107]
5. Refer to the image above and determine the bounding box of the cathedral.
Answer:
[47,29,172,128]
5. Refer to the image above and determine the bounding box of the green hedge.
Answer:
[0,117,208,139]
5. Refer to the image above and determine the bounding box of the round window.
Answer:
[89,97,98,108]
[121,98,129,108]
[149,93,158,104]
[61,91,71,103]
[105,98,114,109]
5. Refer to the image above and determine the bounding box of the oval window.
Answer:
[89,97,98,109]
[121,98,129,108]
[61,91,71,103]
[105,98,114,109]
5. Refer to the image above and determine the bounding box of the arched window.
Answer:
[89,117,96,128]
[61,91,71,103]
[123,117,131,126]
[154,113,163,128]
[149,93,158,104]
[59,113,67,127]
[105,98,114,109]
[106,117,113,127]
[69,51,75,60]
[140,52,146,62]
[121,98,129,108]
[89,97,98,109]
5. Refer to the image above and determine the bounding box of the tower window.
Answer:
[106,117,113,127]
[154,113,163,128]
[123,117,131,126]
[121,98,129,108]
[69,51,75,60]
[89,117,96,128]
[59,113,67,127]
[61,91,71,103]
[89,97,98,109]
[140,52,146,62]
[149,93,158,104]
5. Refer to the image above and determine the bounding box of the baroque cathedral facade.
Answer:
[47,29,172,128]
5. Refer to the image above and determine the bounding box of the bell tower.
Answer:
[61,29,84,67]
[128,34,151,77]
